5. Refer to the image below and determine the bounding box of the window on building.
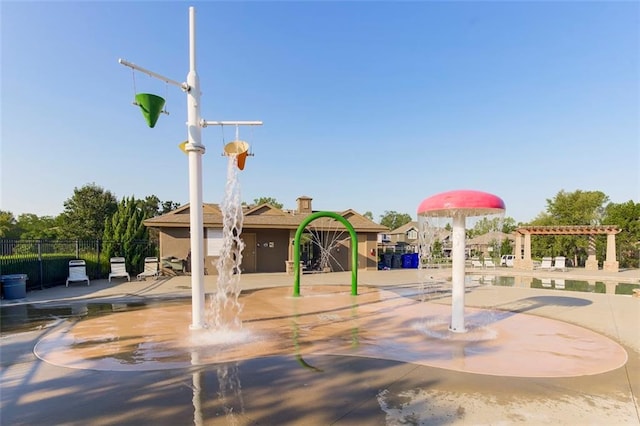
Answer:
[207,229,223,255]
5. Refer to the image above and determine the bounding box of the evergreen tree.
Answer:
[103,196,150,272]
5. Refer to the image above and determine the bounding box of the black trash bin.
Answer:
[1,274,27,300]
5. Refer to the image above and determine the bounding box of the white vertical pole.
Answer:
[450,212,467,333]
[186,6,206,330]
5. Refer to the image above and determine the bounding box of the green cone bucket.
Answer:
[135,93,165,128]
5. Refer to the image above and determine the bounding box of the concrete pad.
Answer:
[2,270,639,425]
[33,286,627,378]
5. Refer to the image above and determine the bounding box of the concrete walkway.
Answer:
[1,268,639,425]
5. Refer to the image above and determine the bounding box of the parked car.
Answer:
[500,255,515,267]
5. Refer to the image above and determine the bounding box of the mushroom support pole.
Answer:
[450,212,467,332]
[185,6,206,330]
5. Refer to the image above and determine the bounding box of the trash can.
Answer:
[1,274,27,300]
[401,254,412,268]
[410,253,419,268]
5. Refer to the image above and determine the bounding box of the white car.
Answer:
[500,255,515,267]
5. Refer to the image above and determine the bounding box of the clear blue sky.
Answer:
[2,1,638,224]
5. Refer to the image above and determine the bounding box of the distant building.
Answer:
[383,221,452,255]
[144,196,388,274]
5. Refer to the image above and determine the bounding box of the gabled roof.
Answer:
[389,221,419,235]
[144,203,388,233]
[243,203,287,216]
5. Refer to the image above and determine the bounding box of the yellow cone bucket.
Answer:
[224,140,250,170]
[135,93,165,128]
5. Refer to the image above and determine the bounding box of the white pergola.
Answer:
[513,225,620,272]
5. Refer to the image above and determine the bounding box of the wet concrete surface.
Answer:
[1,269,639,425]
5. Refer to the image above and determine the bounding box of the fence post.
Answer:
[96,239,101,279]
[75,240,79,259]
[38,240,43,289]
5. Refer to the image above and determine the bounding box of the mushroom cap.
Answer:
[417,190,505,217]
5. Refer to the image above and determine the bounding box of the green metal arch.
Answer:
[293,211,358,297]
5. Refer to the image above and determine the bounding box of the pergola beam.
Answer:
[516,225,620,236]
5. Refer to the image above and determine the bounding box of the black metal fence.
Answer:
[0,239,158,290]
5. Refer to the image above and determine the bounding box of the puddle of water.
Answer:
[467,275,639,295]
[0,301,152,334]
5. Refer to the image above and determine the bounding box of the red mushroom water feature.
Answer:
[417,190,505,332]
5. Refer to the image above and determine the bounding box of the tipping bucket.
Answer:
[224,141,250,170]
[135,93,165,128]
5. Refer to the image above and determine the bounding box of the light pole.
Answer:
[119,7,262,329]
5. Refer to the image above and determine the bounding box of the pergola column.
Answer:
[514,232,522,258]
[585,235,598,271]
[523,233,533,269]
[514,232,534,270]
[603,232,619,272]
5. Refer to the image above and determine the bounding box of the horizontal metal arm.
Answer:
[118,58,189,92]
[201,120,263,127]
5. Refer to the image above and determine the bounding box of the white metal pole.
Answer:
[119,6,262,330]
[118,59,188,91]
[201,120,263,127]
[186,6,206,330]
[450,213,467,333]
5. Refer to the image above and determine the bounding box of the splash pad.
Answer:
[30,179,628,379]
[33,284,628,377]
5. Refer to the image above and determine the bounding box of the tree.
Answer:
[545,189,609,225]
[136,195,180,245]
[603,200,640,268]
[501,217,517,234]
[379,211,412,230]
[253,197,283,209]
[139,195,162,219]
[59,183,118,239]
[160,200,181,214]
[138,195,180,218]
[363,211,374,221]
[102,196,151,271]
[529,189,611,263]
[0,211,20,238]
[469,216,516,237]
[16,214,62,239]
